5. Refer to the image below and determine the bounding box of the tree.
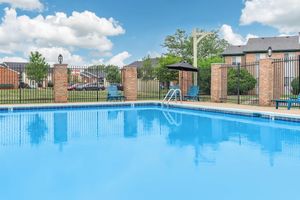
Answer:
[163,29,229,60]
[105,65,121,83]
[163,29,192,60]
[138,56,156,80]
[198,56,223,94]
[154,55,181,84]
[197,30,229,58]
[291,77,300,95]
[227,68,257,95]
[26,52,50,86]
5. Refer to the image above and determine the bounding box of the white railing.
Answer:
[162,89,182,105]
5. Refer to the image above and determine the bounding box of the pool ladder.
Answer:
[162,89,182,106]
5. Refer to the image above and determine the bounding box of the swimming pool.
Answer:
[0,104,300,200]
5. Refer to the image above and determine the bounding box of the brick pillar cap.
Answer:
[122,65,136,69]
[260,58,273,61]
[54,64,68,67]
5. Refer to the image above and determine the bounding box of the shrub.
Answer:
[291,77,300,95]
[198,56,224,95]
[198,65,210,94]
[227,68,257,95]
[0,84,14,89]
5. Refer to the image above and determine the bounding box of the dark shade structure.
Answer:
[167,61,198,72]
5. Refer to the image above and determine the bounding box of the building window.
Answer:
[232,56,242,65]
[255,53,266,61]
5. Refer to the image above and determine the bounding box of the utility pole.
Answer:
[192,29,213,85]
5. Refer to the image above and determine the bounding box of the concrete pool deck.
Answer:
[172,102,300,115]
[0,100,299,121]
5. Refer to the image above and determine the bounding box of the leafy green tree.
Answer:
[154,55,181,84]
[26,51,50,86]
[163,29,192,60]
[163,29,229,60]
[227,68,257,95]
[198,56,223,94]
[138,56,156,80]
[197,30,229,58]
[105,65,121,83]
[291,77,300,95]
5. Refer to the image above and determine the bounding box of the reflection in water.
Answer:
[54,113,68,151]
[0,107,300,166]
[124,110,138,138]
[27,114,48,145]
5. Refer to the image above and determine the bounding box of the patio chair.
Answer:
[184,86,200,101]
[275,94,300,110]
[107,85,125,101]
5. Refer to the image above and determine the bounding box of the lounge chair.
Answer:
[275,94,300,110]
[107,85,125,101]
[184,86,200,101]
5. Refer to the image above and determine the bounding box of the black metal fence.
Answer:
[137,70,210,101]
[273,56,300,104]
[226,62,260,105]
[0,65,54,104]
[67,65,123,102]
[137,79,161,100]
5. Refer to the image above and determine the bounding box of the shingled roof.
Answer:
[128,58,159,68]
[2,62,28,73]
[222,35,300,56]
[222,45,245,56]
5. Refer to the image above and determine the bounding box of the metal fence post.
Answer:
[298,55,300,94]
[159,82,161,100]
[19,72,22,103]
[237,63,241,104]
[96,66,99,101]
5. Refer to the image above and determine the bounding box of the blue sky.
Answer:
[0,0,297,66]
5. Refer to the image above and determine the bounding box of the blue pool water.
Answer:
[0,105,300,200]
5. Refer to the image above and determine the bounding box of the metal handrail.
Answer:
[162,89,182,105]
[163,89,175,102]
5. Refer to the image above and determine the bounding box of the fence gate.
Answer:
[273,56,300,102]
[226,62,260,105]
[0,65,54,104]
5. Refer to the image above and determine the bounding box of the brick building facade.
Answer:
[0,66,19,89]
[222,35,300,96]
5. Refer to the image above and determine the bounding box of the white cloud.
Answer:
[240,0,300,33]
[147,51,161,58]
[89,51,131,68]
[0,56,27,62]
[0,0,43,11]
[0,8,125,55]
[106,51,131,68]
[27,47,84,65]
[219,24,258,45]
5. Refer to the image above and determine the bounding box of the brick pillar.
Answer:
[211,64,227,102]
[259,59,274,106]
[179,71,193,96]
[122,66,137,101]
[53,64,68,103]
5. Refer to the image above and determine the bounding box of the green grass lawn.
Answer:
[2,88,288,106]
[0,89,111,104]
